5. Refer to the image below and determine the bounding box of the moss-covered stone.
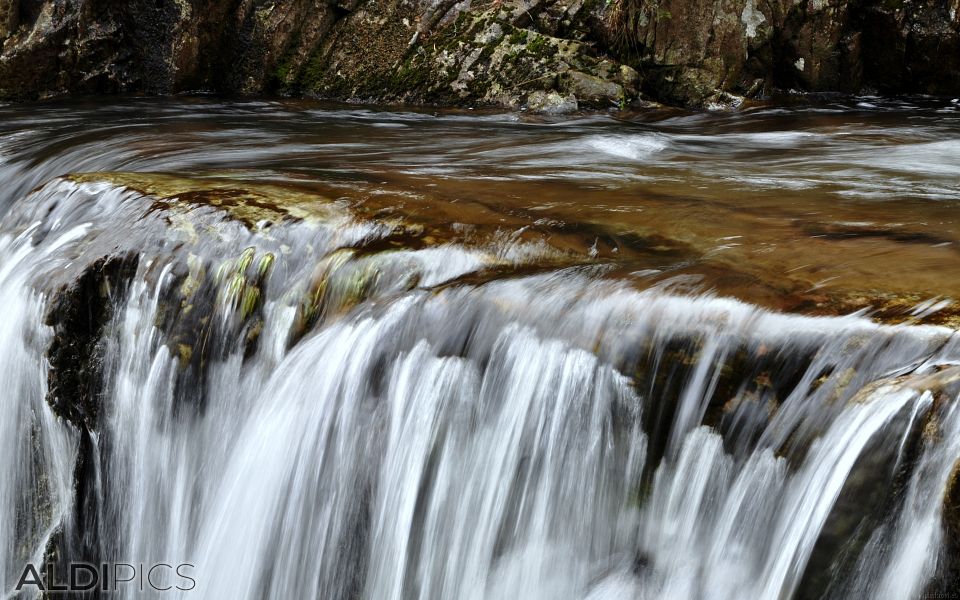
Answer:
[44,254,139,430]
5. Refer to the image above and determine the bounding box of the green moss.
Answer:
[256,253,275,281]
[503,47,527,64]
[237,246,255,275]
[268,29,303,92]
[240,285,261,319]
[298,51,328,92]
[478,40,497,62]
[390,53,432,92]
[177,344,193,368]
[272,61,291,86]
[526,35,548,56]
[508,29,528,45]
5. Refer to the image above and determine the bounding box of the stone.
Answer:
[525,90,578,114]
[0,0,957,108]
[618,65,640,88]
[0,0,17,39]
[562,70,623,104]
[946,459,960,538]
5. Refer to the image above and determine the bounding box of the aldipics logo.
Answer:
[15,562,196,593]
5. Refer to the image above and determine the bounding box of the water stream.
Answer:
[0,98,959,599]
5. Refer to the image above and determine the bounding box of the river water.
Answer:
[0,98,958,599]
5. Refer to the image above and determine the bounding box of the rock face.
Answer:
[609,0,960,106]
[0,0,958,107]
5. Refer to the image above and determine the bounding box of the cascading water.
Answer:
[0,225,80,598]
[1,99,959,599]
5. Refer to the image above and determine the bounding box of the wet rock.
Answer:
[67,172,345,229]
[562,70,623,105]
[925,448,960,594]
[946,457,960,528]
[526,90,579,113]
[796,367,960,599]
[44,253,138,431]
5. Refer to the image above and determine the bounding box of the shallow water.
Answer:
[0,97,958,599]
[1,97,959,316]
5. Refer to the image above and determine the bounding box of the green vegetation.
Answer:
[526,34,548,56]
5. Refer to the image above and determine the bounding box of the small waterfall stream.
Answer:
[1,99,959,599]
[0,225,79,599]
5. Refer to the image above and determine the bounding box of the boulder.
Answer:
[562,70,623,105]
[526,90,579,113]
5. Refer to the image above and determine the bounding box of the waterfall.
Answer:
[1,106,959,599]
[0,225,80,599]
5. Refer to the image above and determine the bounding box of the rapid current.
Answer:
[0,98,959,599]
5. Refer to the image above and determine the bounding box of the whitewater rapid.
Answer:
[1,99,960,599]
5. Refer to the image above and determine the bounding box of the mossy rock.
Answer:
[946,459,960,538]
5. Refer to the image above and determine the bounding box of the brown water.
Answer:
[1,96,958,321]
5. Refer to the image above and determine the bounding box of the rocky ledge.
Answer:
[1,0,958,110]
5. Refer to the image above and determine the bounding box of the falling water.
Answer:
[0,225,79,598]
[1,99,960,599]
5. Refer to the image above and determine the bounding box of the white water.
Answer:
[0,225,81,599]
[88,251,959,600]
[1,100,960,599]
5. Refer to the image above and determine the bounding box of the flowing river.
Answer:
[0,98,959,599]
